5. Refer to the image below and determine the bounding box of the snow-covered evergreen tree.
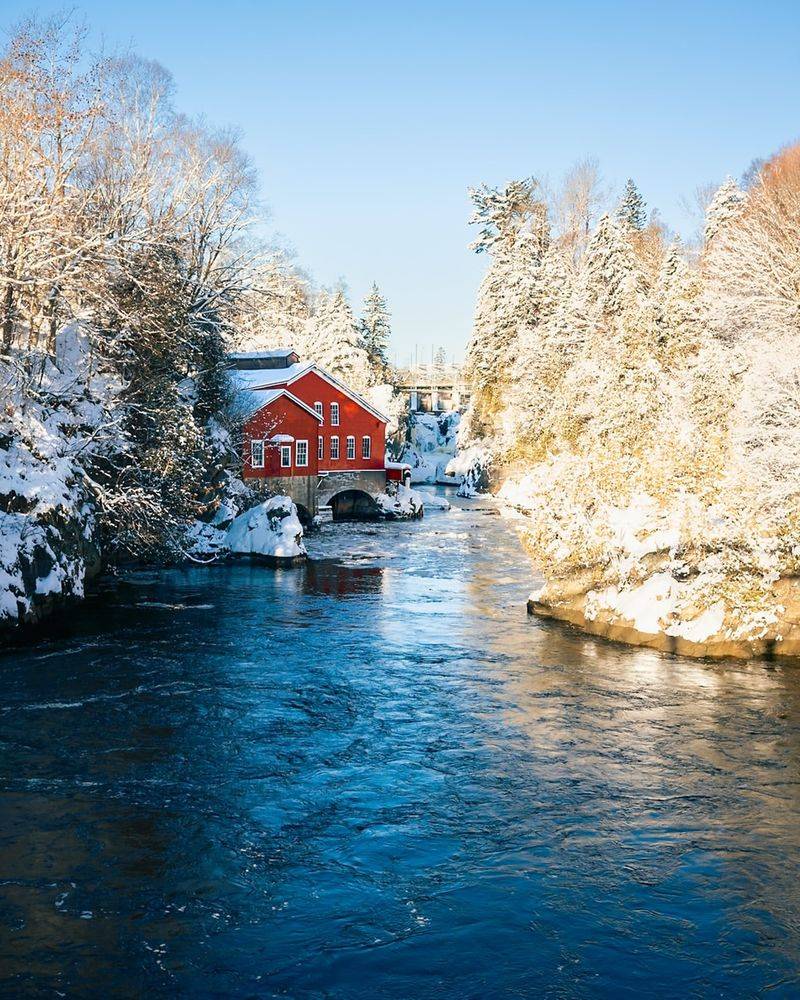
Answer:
[359,282,392,380]
[703,177,745,246]
[653,237,701,355]
[617,179,647,230]
[463,178,550,433]
[585,213,647,319]
[305,289,372,392]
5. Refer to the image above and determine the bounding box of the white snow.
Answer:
[666,603,726,643]
[418,491,451,510]
[226,496,306,560]
[374,484,425,519]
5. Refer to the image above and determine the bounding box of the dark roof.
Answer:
[227,348,300,371]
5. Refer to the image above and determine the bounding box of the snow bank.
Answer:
[374,484,424,520]
[508,465,795,654]
[226,496,306,562]
[401,411,461,485]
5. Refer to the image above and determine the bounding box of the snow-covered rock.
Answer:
[374,483,424,520]
[419,491,451,510]
[226,496,307,563]
[450,445,493,497]
[400,411,460,485]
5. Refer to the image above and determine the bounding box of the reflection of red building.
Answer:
[230,349,409,521]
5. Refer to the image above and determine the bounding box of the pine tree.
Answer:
[305,288,372,392]
[585,213,647,319]
[617,179,647,231]
[463,178,550,416]
[653,237,701,355]
[703,177,745,246]
[359,282,391,380]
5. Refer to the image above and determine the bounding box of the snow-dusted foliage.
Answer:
[0,20,322,627]
[617,178,647,231]
[466,146,800,649]
[303,289,374,393]
[463,179,549,429]
[359,283,392,380]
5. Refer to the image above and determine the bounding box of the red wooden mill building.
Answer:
[229,349,409,522]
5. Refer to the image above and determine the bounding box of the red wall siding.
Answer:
[286,370,386,473]
[242,396,320,479]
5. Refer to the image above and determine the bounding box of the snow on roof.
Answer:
[229,362,312,391]
[385,459,411,470]
[229,362,390,424]
[230,382,322,421]
[269,433,295,443]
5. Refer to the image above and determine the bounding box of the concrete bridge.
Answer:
[396,365,472,413]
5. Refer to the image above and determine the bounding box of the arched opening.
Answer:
[329,489,379,522]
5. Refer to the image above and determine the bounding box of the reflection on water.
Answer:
[2,488,800,998]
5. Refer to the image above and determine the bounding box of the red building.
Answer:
[230,349,405,521]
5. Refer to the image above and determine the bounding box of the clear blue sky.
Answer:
[4,1,800,361]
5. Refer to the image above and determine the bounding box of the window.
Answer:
[362,435,371,460]
[318,435,324,460]
[330,435,339,460]
[330,402,340,426]
[251,440,264,469]
[314,401,323,421]
[280,445,291,468]
[346,435,356,460]
[296,439,308,467]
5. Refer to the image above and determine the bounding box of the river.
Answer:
[2,489,800,998]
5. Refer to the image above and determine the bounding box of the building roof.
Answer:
[233,384,323,422]
[230,362,312,390]
[230,361,390,424]
[228,348,300,371]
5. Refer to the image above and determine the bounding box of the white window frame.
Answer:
[346,435,356,460]
[330,401,340,426]
[361,435,371,460]
[318,435,324,460]
[295,439,308,468]
[251,439,265,469]
[314,401,324,422]
[330,435,340,460]
[280,445,291,468]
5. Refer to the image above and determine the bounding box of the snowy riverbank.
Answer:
[498,475,800,662]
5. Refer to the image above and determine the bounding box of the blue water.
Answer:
[2,490,800,998]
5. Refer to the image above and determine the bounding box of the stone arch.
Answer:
[328,489,380,522]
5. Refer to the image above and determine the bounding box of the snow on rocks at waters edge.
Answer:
[185,495,307,564]
[227,496,307,561]
[374,484,425,519]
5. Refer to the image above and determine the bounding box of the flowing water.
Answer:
[2,490,800,998]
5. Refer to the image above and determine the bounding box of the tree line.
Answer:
[462,149,800,615]
[0,17,394,564]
